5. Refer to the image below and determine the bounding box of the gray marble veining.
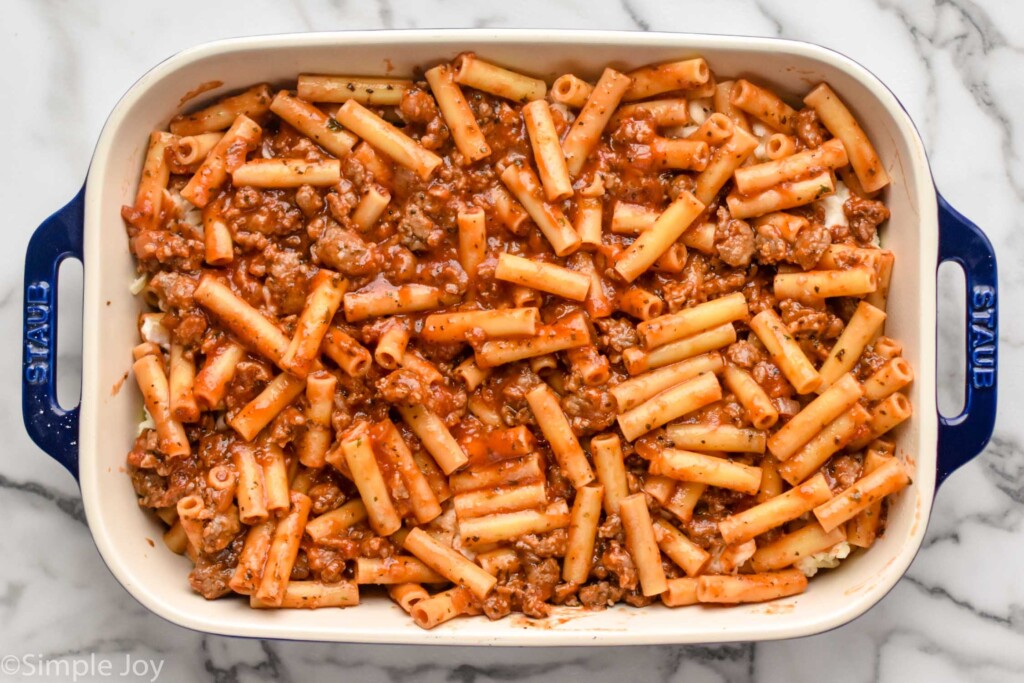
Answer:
[3,1,1022,681]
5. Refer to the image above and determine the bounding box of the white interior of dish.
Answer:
[79,30,937,645]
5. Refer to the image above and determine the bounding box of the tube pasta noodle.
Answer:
[131,132,175,231]
[526,383,595,488]
[614,191,705,283]
[650,449,763,496]
[730,79,798,133]
[551,74,594,108]
[749,309,822,394]
[863,356,914,401]
[133,354,190,457]
[170,84,272,136]
[297,74,413,105]
[722,364,779,430]
[777,403,871,485]
[618,493,668,596]
[804,83,890,192]
[653,518,710,577]
[638,292,748,349]
[610,352,723,412]
[734,139,848,195]
[343,283,442,322]
[697,570,808,604]
[269,90,357,158]
[397,404,469,475]
[562,68,632,176]
[341,426,402,535]
[351,185,392,231]
[180,114,262,208]
[523,100,573,201]
[666,423,766,454]
[123,56,915,626]
[562,484,603,583]
[816,301,886,388]
[424,64,491,162]
[321,327,372,377]
[335,100,443,181]
[452,53,546,102]
[457,207,487,286]
[618,287,664,321]
[254,492,312,606]
[574,196,603,250]
[847,392,913,450]
[590,433,629,514]
[624,59,710,101]
[814,457,911,532]
[622,322,736,375]
[250,581,358,609]
[495,253,590,301]
[281,271,347,377]
[476,312,590,368]
[229,372,306,442]
[727,172,835,220]
[768,373,864,460]
[718,472,833,545]
[404,527,496,599]
[500,164,581,256]
[617,371,722,442]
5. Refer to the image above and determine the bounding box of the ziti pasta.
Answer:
[122,52,912,628]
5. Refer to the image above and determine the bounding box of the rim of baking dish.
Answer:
[79,29,938,645]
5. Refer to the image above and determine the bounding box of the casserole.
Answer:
[21,30,998,645]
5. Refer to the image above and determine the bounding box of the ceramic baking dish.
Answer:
[22,30,998,645]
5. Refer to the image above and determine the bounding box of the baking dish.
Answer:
[21,30,998,645]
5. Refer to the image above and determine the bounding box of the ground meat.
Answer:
[600,543,638,591]
[128,435,199,508]
[525,558,561,601]
[201,507,242,553]
[827,453,865,492]
[130,229,205,272]
[578,581,625,609]
[752,360,793,398]
[715,209,755,267]
[794,108,827,149]
[726,340,766,368]
[308,482,346,516]
[147,271,198,310]
[312,223,378,276]
[561,386,617,435]
[170,312,207,347]
[225,359,273,411]
[791,222,832,269]
[515,529,567,559]
[482,587,513,620]
[593,317,638,354]
[264,247,309,315]
[399,87,441,124]
[189,535,243,600]
[753,221,790,265]
[377,369,427,405]
[397,204,444,252]
[779,299,844,339]
[844,195,890,243]
[294,184,324,217]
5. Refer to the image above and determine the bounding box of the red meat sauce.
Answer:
[123,78,892,611]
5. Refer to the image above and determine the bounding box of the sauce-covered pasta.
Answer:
[121,53,912,627]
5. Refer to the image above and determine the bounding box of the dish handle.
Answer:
[935,193,998,486]
[22,186,84,481]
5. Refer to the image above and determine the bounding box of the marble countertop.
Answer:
[4,1,1022,681]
